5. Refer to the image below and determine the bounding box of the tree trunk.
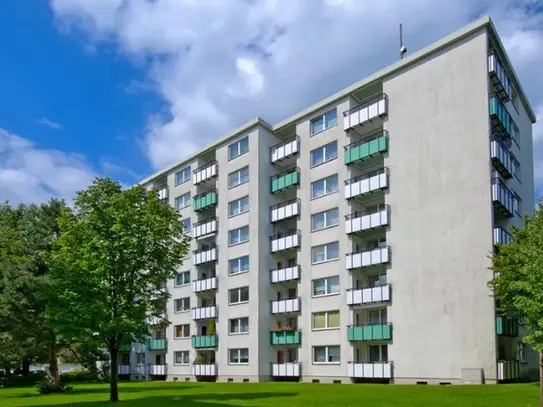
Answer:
[49,346,59,385]
[21,359,30,376]
[539,351,543,407]
[109,346,119,402]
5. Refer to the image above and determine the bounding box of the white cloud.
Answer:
[37,117,64,130]
[49,0,543,194]
[0,128,96,204]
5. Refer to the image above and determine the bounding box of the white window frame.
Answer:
[136,352,145,365]
[310,109,338,136]
[174,350,190,365]
[229,255,249,275]
[174,324,190,339]
[228,348,249,364]
[311,174,338,199]
[310,141,338,167]
[228,196,249,217]
[229,225,249,246]
[312,310,340,330]
[175,271,191,287]
[174,297,191,313]
[180,218,191,234]
[228,166,249,188]
[229,286,249,305]
[312,276,340,297]
[229,317,249,334]
[311,208,339,232]
[311,241,339,264]
[313,345,340,364]
[228,136,249,160]
[175,166,191,186]
[175,192,191,210]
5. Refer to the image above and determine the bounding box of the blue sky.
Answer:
[0,0,542,204]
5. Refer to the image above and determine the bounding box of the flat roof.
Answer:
[138,15,536,186]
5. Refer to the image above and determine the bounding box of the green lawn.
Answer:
[0,381,539,407]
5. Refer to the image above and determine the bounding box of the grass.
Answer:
[0,381,539,407]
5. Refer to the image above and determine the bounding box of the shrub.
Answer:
[60,369,97,383]
[1,371,47,388]
[36,379,72,394]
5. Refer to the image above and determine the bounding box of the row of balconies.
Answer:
[118,364,167,376]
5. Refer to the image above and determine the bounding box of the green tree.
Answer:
[47,178,189,402]
[490,200,543,405]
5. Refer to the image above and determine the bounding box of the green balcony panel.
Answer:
[496,316,518,337]
[194,192,218,211]
[347,324,392,342]
[271,171,300,193]
[192,335,218,348]
[147,338,167,351]
[344,136,388,165]
[120,344,132,352]
[270,330,301,345]
[489,97,515,138]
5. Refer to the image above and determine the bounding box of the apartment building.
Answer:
[117,16,538,385]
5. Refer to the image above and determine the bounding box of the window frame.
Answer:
[180,218,191,234]
[175,192,191,210]
[174,297,191,313]
[228,225,249,246]
[174,166,191,186]
[174,324,191,339]
[311,174,339,199]
[173,350,190,365]
[311,241,339,264]
[229,255,249,275]
[228,166,250,189]
[229,317,249,335]
[311,207,339,232]
[175,271,191,287]
[310,109,338,136]
[228,196,249,218]
[229,286,250,305]
[312,310,340,330]
[312,276,340,297]
[136,352,145,365]
[310,141,338,167]
[228,348,249,364]
[228,136,249,160]
[312,345,340,364]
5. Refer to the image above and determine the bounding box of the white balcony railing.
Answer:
[348,362,392,379]
[346,247,390,270]
[148,364,167,375]
[193,162,218,185]
[118,365,131,375]
[192,364,217,376]
[193,247,217,265]
[271,199,300,223]
[271,265,300,284]
[271,298,300,314]
[347,285,391,306]
[272,363,301,377]
[271,137,300,163]
[192,306,217,320]
[497,361,519,381]
[491,139,514,179]
[193,218,217,239]
[494,226,512,246]
[343,94,388,131]
[132,365,145,375]
[345,206,388,234]
[192,277,217,293]
[345,169,388,199]
[271,231,300,253]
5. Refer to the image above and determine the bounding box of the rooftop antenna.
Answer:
[400,23,407,59]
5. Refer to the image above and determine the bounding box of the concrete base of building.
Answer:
[392,377,498,385]
[301,376,350,384]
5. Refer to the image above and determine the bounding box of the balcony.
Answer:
[192,306,217,320]
[343,93,388,131]
[193,190,218,212]
[344,131,388,165]
[193,161,218,185]
[271,230,300,253]
[271,298,301,314]
[496,316,518,337]
[192,335,218,348]
[193,218,217,239]
[120,344,132,352]
[193,246,218,265]
[270,265,300,283]
[272,363,301,377]
[497,361,519,381]
[192,277,217,293]
[271,198,300,223]
[148,364,167,375]
[271,330,301,345]
[494,226,512,246]
[345,168,388,200]
[347,285,391,306]
[271,136,300,163]
[147,339,167,351]
[346,247,390,270]
[270,167,300,194]
[488,51,512,102]
[491,176,516,218]
[348,362,392,379]
[118,365,130,375]
[491,139,515,179]
[345,205,389,234]
[347,324,392,341]
[192,364,217,376]
[489,96,516,141]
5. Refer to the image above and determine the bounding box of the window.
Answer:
[313,310,340,330]
[518,343,526,362]
[175,271,191,286]
[174,324,190,338]
[136,352,145,365]
[368,238,387,250]
[512,88,520,110]
[512,123,520,143]
[313,276,340,296]
[229,226,249,246]
[311,241,339,264]
[229,286,249,304]
[229,196,249,217]
[512,158,521,180]
[311,141,338,167]
[311,208,339,231]
[229,348,249,364]
[313,345,340,364]
[180,218,191,234]
[228,167,249,188]
[311,174,338,199]
[228,136,249,160]
[310,109,337,135]
[175,192,191,209]
[229,317,249,334]
[368,274,387,287]
[174,351,190,365]
[229,255,249,275]
[513,192,521,215]
[369,345,388,362]
[175,166,191,185]
[368,308,387,325]
[174,297,190,313]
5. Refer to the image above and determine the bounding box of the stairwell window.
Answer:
[313,310,340,330]
[175,166,191,186]
[175,192,191,209]
[229,255,249,275]
[311,174,338,199]
[174,297,190,313]
[311,208,339,231]
[229,317,249,334]
[229,286,249,305]
[174,324,190,339]
[313,345,340,364]
[311,109,337,135]
[229,348,249,364]
[311,141,338,167]
[228,136,249,160]
[180,218,191,234]
[229,226,249,246]
[228,166,249,188]
[311,241,339,264]
[174,351,190,365]
[313,276,340,297]
[228,196,249,217]
[175,271,191,287]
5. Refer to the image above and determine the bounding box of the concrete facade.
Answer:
[118,16,538,385]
